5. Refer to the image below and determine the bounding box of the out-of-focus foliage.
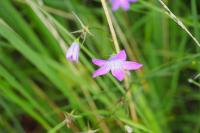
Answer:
[0,0,199,133]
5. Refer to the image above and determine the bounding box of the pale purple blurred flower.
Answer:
[66,42,80,62]
[92,50,142,81]
[110,0,138,11]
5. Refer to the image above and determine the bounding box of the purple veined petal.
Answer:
[110,50,127,61]
[123,61,143,70]
[120,0,130,11]
[111,69,125,81]
[93,65,110,78]
[129,0,138,3]
[112,0,121,11]
[92,59,107,66]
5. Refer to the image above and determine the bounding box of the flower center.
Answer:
[107,60,123,70]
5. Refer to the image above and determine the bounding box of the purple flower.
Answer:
[66,42,80,62]
[110,0,138,11]
[92,50,142,81]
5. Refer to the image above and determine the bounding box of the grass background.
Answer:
[0,0,200,133]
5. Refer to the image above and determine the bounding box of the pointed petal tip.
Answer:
[111,69,125,81]
[120,49,126,53]
[92,58,96,62]
[92,66,110,78]
[118,77,124,81]
[123,61,143,70]
[116,76,125,81]
[111,49,127,61]
[119,49,126,55]
[92,71,99,78]
[138,63,143,68]
[92,58,98,64]
[92,74,97,78]
[92,59,106,66]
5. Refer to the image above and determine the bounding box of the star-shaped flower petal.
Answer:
[92,50,142,81]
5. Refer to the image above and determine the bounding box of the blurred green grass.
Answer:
[0,0,200,133]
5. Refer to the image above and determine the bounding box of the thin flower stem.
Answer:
[100,0,120,52]
[158,0,200,48]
